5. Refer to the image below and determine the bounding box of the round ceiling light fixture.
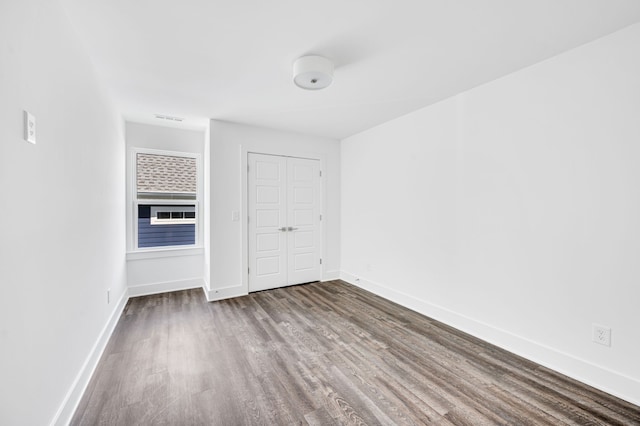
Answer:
[293,55,334,90]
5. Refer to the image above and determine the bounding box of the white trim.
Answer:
[51,288,129,426]
[201,285,210,301]
[126,246,203,260]
[128,277,204,298]
[241,145,249,296]
[322,270,341,281]
[340,270,640,407]
[204,284,247,302]
[128,147,204,252]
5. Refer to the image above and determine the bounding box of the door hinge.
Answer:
[320,258,322,265]
[319,214,322,221]
[247,164,249,172]
[319,170,322,177]
[248,267,250,274]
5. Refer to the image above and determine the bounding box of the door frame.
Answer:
[241,146,325,294]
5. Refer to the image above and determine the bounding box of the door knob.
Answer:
[278,227,287,232]
[287,227,299,231]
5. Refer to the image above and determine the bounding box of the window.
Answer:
[136,152,197,200]
[149,205,196,225]
[133,150,200,250]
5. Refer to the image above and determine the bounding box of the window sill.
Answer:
[126,246,204,261]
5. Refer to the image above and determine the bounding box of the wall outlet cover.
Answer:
[592,324,611,347]
[23,111,36,144]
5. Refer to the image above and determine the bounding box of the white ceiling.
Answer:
[60,0,640,139]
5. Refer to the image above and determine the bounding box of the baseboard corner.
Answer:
[128,277,204,298]
[205,284,247,302]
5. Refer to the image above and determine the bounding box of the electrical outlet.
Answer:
[107,288,111,304]
[592,324,611,347]
[23,111,36,144]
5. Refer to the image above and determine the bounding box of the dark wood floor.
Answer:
[71,280,640,425]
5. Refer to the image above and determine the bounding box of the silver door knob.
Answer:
[278,227,287,232]
[287,227,299,231]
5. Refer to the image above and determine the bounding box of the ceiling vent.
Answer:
[154,114,184,122]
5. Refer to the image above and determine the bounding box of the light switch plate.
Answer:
[231,211,240,222]
[23,111,36,144]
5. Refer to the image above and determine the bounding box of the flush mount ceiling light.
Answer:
[293,55,334,90]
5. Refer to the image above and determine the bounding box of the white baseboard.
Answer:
[340,271,640,407]
[322,270,341,281]
[203,270,340,302]
[128,277,204,297]
[204,284,247,302]
[51,288,129,426]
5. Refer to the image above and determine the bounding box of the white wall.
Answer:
[203,124,212,292]
[208,120,340,300]
[0,0,127,424]
[341,23,640,404]
[125,122,206,296]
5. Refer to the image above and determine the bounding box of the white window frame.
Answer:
[128,147,203,255]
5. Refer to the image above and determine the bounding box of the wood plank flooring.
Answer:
[71,280,640,425]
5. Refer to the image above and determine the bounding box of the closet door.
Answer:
[286,157,321,285]
[248,154,288,292]
[248,153,321,292]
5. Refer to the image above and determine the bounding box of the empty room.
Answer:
[1,0,640,424]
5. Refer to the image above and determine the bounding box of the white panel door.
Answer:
[248,154,287,292]
[287,157,321,285]
[248,153,321,292]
